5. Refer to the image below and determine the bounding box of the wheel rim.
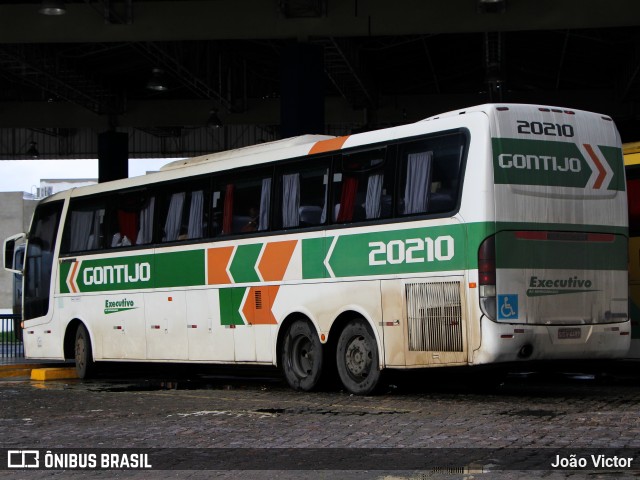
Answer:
[290,334,315,378]
[344,335,372,379]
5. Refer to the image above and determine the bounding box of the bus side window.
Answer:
[216,170,272,235]
[398,150,433,216]
[159,181,208,243]
[276,160,330,229]
[397,132,465,217]
[107,190,155,248]
[64,200,106,253]
[333,148,392,224]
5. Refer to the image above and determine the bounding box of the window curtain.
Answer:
[403,151,432,215]
[336,176,358,222]
[69,210,94,252]
[258,179,271,231]
[222,184,234,234]
[87,209,104,250]
[136,197,155,245]
[320,171,329,224]
[365,173,384,219]
[163,192,185,241]
[282,173,300,228]
[187,190,204,239]
[117,210,137,246]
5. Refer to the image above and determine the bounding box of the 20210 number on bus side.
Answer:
[4,103,630,394]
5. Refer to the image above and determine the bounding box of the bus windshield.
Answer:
[23,201,63,320]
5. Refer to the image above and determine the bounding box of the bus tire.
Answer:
[75,324,95,379]
[281,319,323,391]
[336,319,380,395]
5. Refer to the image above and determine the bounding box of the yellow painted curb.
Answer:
[0,368,33,378]
[31,368,78,381]
[0,364,46,372]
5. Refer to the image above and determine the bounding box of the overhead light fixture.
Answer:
[39,0,67,16]
[477,0,506,14]
[207,110,223,129]
[26,142,39,158]
[146,68,168,92]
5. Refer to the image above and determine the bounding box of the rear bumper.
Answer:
[472,317,631,364]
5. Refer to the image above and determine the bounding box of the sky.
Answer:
[0,158,178,193]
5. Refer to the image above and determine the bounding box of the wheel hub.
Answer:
[345,336,370,377]
[292,335,314,377]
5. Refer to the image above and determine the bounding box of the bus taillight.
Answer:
[479,235,496,321]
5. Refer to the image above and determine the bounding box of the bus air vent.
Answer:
[254,289,263,309]
[405,281,463,352]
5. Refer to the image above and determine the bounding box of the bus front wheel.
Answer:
[75,324,95,379]
[336,320,380,395]
[281,319,323,391]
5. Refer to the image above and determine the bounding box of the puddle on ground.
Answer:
[499,409,562,418]
[85,375,284,393]
[253,407,406,416]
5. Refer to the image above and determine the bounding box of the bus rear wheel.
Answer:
[281,319,323,391]
[75,324,95,379]
[336,320,380,395]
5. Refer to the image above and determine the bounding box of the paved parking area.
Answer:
[0,361,639,479]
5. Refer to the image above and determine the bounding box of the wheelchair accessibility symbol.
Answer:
[497,294,518,320]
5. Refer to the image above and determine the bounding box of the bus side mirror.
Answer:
[4,233,26,274]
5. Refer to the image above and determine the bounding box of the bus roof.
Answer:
[161,134,334,171]
[422,103,611,121]
[41,103,617,203]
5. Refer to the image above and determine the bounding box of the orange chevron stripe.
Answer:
[69,261,80,293]
[584,143,606,189]
[258,240,297,281]
[308,135,349,155]
[242,286,279,325]
[207,246,234,284]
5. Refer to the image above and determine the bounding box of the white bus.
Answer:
[3,104,630,394]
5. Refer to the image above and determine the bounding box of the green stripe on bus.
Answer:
[302,237,332,279]
[57,220,625,293]
[59,262,72,294]
[229,244,263,283]
[219,287,246,326]
[325,224,468,277]
[65,254,155,293]
[155,250,205,288]
[495,231,627,270]
[492,138,624,191]
[599,145,626,191]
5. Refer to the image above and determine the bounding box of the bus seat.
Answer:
[429,191,455,213]
[232,215,251,233]
[299,205,322,225]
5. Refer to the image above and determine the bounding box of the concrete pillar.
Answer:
[98,131,128,183]
[280,42,325,138]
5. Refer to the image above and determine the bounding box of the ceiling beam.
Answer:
[1,1,640,44]
[0,89,632,130]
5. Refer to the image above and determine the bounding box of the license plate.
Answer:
[558,327,581,339]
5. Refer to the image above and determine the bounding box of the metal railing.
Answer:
[0,314,23,358]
